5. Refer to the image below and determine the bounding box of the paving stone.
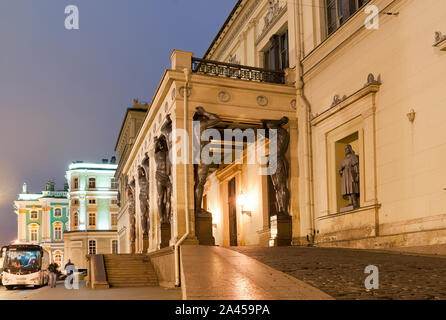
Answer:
[230,247,446,300]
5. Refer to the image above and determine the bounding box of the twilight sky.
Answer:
[0,0,238,246]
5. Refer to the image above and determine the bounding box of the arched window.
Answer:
[54,251,62,266]
[54,208,62,217]
[73,177,79,189]
[30,229,38,242]
[29,224,39,242]
[88,240,97,254]
[54,224,62,241]
[88,177,96,189]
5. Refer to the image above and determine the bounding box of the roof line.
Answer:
[203,0,243,60]
[114,108,147,151]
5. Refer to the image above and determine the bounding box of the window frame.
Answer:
[54,208,62,218]
[88,177,96,189]
[325,0,371,36]
[88,212,96,228]
[88,240,97,255]
[30,210,38,220]
[111,239,118,254]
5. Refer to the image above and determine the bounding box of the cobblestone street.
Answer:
[230,247,446,300]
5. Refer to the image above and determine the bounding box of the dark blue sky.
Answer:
[0,0,238,246]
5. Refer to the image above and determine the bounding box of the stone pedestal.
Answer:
[269,214,292,247]
[195,211,215,246]
[143,236,149,252]
[160,223,171,249]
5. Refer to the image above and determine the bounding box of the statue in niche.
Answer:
[339,144,360,210]
[262,117,290,216]
[127,179,136,244]
[154,135,172,224]
[193,106,222,215]
[138,166,150,237]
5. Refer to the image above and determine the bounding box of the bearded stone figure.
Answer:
[339,144,360,210]
[127,180,136,245]
[154,135,172,224]
[193,106,221,215]
[138,166,150,237]
[263,117,290,216]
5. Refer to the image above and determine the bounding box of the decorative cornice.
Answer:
[213,0,262,61]
[311,74,382,126]
[255,4,287,46]
[433,31,446,51]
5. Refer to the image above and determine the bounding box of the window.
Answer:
[112,240,118,254]
[54,252,62,265]
[88,240,96,254]
[88,177,96,189]
[54,208,62,217]
[73,212,79,227]
[111,214,118,227]
[263,30,289,71]
[111,199,118,206]
[72,199,79,206]
[30,211,38,220]
[88,198,96,205]
[88,213,96,227]
[30,229,38,242]
[111,178,118,190]
[326,0,371,35]
[54,225,62,241]
[73,177,79,189]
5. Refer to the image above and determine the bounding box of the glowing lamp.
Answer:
[238,193,252,216]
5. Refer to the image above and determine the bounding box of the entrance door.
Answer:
[228,177,238,246]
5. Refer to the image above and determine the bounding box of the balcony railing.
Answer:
[191,58,285,85]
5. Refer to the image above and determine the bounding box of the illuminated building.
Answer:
[14,181,69,266]
[63,159,119,269]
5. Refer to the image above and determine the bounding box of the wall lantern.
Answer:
[238,193,252,216]
[407,109,416,122]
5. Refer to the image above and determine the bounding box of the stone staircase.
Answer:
[103,254,159,287]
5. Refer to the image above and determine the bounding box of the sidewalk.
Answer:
[0,281,181,300]
[181,246,333,300]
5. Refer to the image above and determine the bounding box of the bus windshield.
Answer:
[4,249,41,272]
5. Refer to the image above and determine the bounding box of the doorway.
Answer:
[228,177,238,246]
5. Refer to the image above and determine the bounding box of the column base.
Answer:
[143,236,149,253]
[160,223,171,249]
[195,210,215,246]
[269,214,292,247]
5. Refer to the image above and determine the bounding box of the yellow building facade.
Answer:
[116,0,446,272]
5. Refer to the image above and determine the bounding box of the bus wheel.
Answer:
[5,286,14,290]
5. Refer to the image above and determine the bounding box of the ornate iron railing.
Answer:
[191,58,285,85]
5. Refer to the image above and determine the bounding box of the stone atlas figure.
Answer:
[137,166,150,237]
[263,117,290,216]
[154,135,172,224]
[339,144,360,209]
[127,179,136,246]
[193,106,221,215]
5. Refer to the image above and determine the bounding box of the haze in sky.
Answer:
[0,0,238,246]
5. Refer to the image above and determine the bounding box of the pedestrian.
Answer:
[48,261,58,288]
[64,259,75,285]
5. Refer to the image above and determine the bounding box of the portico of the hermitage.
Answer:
[112,0,446,286]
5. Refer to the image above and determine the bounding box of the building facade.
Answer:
[115,100,148,254]
[115,0,446,257]
[64,160,119,269]
[14,181,69,266]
